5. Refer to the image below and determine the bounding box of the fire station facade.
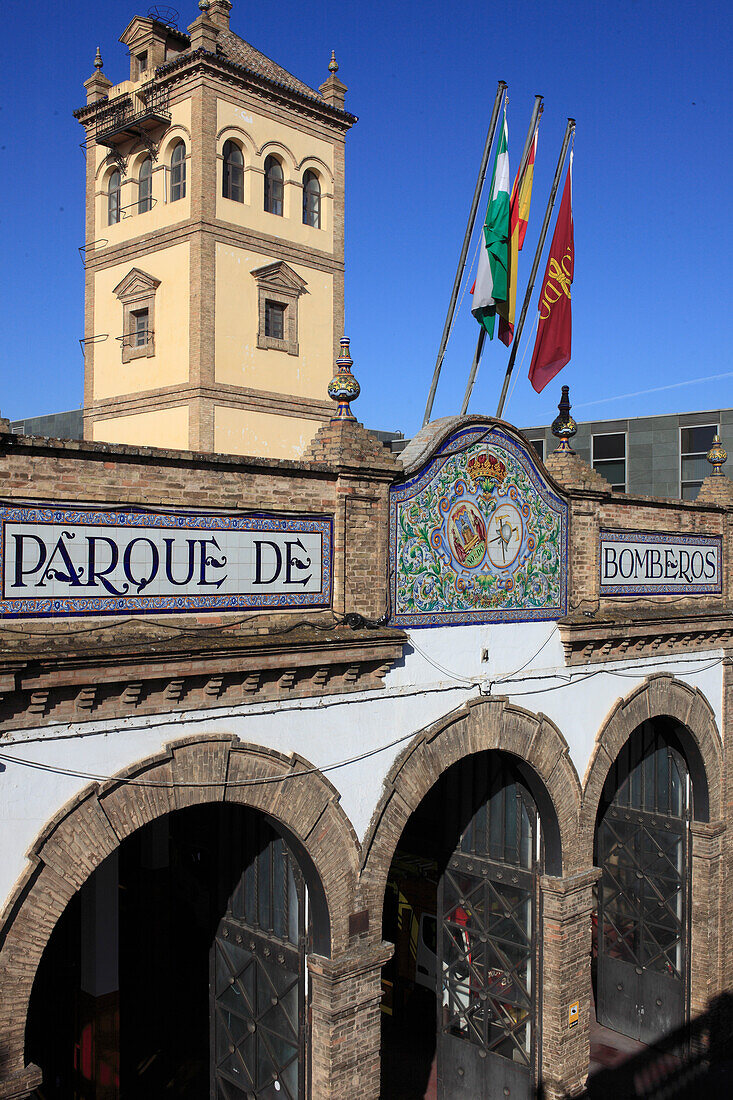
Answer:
[1,402,732,1100]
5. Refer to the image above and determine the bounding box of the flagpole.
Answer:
[422,80,507,428]
[460,95,544,416]
[495,117,576,419]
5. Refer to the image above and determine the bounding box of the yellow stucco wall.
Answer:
[213,406,321,459]
[94,98,192,242]
[214,243,333,398]
[92,405,189,449]
[92,241,190,400]
[215,98,335,251]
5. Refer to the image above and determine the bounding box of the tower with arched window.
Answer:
[75,1,354,457]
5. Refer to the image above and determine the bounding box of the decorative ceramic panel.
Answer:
[390,427,567,627]
[0,503,332,619]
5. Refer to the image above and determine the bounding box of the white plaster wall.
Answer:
[0,622,724,916]
[388,623,724,785]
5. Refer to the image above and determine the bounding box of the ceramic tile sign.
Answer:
[599,530,722,596]
[390,426,568,627]
[0,504,332,619]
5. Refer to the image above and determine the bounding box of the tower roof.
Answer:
[216,28,322,101]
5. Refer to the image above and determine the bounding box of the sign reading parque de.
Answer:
[0,504,332,619]
[599,529,722,596]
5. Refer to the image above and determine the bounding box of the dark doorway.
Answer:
[381,752,542,1100]
[27,803,307,1099]
[594,719,690,1045]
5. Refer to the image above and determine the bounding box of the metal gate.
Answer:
[596,720,689,1043]
[437,755,538,1100]
[210,814,306,1100]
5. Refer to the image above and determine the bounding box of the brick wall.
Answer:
[0,427,395,629]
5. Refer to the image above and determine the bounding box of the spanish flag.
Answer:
[498,127,538,346]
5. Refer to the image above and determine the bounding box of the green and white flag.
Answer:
[471,111,510,339]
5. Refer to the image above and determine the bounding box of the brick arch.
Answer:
[360,695,583,919]
[0,734,360,1089]
[161,128,191,164]
[216,125,257,161]
[257,139,297,172]
[580,673,723,861]
[94,153,127,183]
[296,155,335,185]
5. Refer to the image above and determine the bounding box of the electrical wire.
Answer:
[0,612,354,641]
[493,626,557,682]
[0,680,470,749]
[1,648,722,786]
[488,654,725,698]
[0,723,429,789]
[408,625,559,688]
[407,636,482,685]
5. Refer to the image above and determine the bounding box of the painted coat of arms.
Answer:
[390,426,568,627]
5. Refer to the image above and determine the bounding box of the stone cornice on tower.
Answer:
[74,33,357,135]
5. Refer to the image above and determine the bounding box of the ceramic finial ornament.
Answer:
[551,385,577,453]
[199,0,211,10]
[327,337,360,420]
[707,433,728,476]
[328,49,339,73]
[94,46,103,70]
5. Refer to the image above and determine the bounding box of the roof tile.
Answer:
[217,29,323,101]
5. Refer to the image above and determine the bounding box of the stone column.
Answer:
[539,869,599,1100]
[690,818,725,1015]
[308,941,392,1100]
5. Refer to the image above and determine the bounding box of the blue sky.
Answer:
[1,0,731,438]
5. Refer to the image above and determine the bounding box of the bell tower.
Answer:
[75,1,355,457]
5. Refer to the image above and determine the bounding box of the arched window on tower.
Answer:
[138,156,152,214]
[264,155,284,216]
[302,169,321,228]
[222,140,244,203]
[108,169,121,225]
[170,140,186,202]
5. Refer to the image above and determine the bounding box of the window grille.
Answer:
[265,301,285,341]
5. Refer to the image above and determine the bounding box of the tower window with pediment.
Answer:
[113,268,161,363]
[252,262,307,356]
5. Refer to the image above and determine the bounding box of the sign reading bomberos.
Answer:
[0,504,332,619]
[599,529,721,596]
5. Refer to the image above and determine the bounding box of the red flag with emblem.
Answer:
[528,154,574,393]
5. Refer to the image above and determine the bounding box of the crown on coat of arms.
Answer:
[467,450,507,488]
